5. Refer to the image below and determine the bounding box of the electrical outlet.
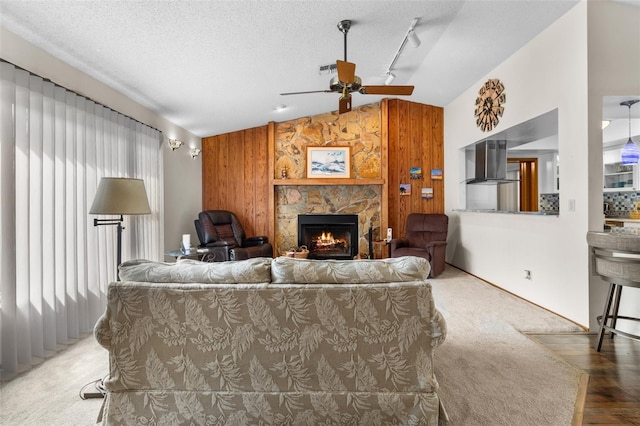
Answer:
[524,270,531,280]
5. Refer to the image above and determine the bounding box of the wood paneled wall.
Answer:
[385,99,445,238]
[201,125,270,237]
[201,100,444,248]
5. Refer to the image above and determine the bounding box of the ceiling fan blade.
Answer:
[339,94,352,114]
[281,90,334,95]
[337,60,356,84]
[359,85,415,96]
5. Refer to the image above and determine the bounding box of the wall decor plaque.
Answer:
[474,78,506,132]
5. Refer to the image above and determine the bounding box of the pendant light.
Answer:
[620,99,639,165]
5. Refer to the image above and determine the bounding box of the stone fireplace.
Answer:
[272,103,383,257]
[298,214,358,260]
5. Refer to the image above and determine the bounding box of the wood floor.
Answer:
[531,333,640,425]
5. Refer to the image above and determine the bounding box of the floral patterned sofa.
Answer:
[94,256,447,425]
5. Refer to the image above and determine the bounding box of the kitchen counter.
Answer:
[604,217,640,224]
[455,209,559,216]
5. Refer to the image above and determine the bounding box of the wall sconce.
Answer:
[190,148,201,159]
[168,139,183,151]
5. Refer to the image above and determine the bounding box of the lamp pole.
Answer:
[93,215,124,280]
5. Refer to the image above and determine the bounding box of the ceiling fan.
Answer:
[280,19,415,114]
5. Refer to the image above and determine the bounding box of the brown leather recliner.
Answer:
[390,213,448,277]
[195,210,273,261]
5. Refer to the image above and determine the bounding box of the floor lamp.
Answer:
[89,177,151,280]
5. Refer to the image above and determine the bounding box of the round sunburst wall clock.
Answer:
[474,79,506,132]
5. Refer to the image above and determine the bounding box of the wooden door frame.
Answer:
[508,158,538,211]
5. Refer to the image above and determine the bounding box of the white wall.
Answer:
[586,1,640,333]
[0,27,202,258]
[444,3,590,326]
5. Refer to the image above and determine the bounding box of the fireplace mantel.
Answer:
[272,178,384,186]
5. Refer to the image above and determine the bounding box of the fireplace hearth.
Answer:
[298,214,358,260]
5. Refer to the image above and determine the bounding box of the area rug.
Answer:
[431,265,585,425]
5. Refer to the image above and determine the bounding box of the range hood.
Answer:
[466,140,517,184]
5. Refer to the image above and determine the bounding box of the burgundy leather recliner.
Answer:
[195,210,273,261]
[389,213,448,277]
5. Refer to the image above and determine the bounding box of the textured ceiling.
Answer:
[0,0,600,138]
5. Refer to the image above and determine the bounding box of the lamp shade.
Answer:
[621,139,639,165]
[90,177,151,215]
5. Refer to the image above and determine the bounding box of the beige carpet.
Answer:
[430,265,584,425]
[0,265,584,425]
[0,334,107,425]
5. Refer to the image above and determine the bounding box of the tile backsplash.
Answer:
[603,191,640,217]
[539,193,559,212]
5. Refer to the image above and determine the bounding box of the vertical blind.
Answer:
[0,61,164,379]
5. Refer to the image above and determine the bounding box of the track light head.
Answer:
[407,29,421,48]
[385,72,396,86]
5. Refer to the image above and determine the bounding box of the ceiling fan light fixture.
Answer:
[280,19,414,114]
[385,72,396,86]
[620,99,639,165]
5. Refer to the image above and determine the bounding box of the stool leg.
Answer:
[609,284,622,340]
[596,282,616,352]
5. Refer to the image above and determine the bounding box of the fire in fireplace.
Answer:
[298,214,358,260]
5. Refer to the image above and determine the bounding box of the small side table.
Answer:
[373,240,390,259]
[165,246,230,262]
[165,249,202,261]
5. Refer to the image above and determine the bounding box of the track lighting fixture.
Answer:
[168,138,183,151]
[385,17,421,84]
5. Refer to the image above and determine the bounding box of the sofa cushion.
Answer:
[118,257,272,283]
[271,255,430,284]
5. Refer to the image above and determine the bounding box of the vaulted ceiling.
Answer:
[0,1,588,137]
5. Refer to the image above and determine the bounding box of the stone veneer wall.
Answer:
[273,103,382,256]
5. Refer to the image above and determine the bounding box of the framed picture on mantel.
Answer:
[306,146,351,178]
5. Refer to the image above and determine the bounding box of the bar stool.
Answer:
[587,231,640,352]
